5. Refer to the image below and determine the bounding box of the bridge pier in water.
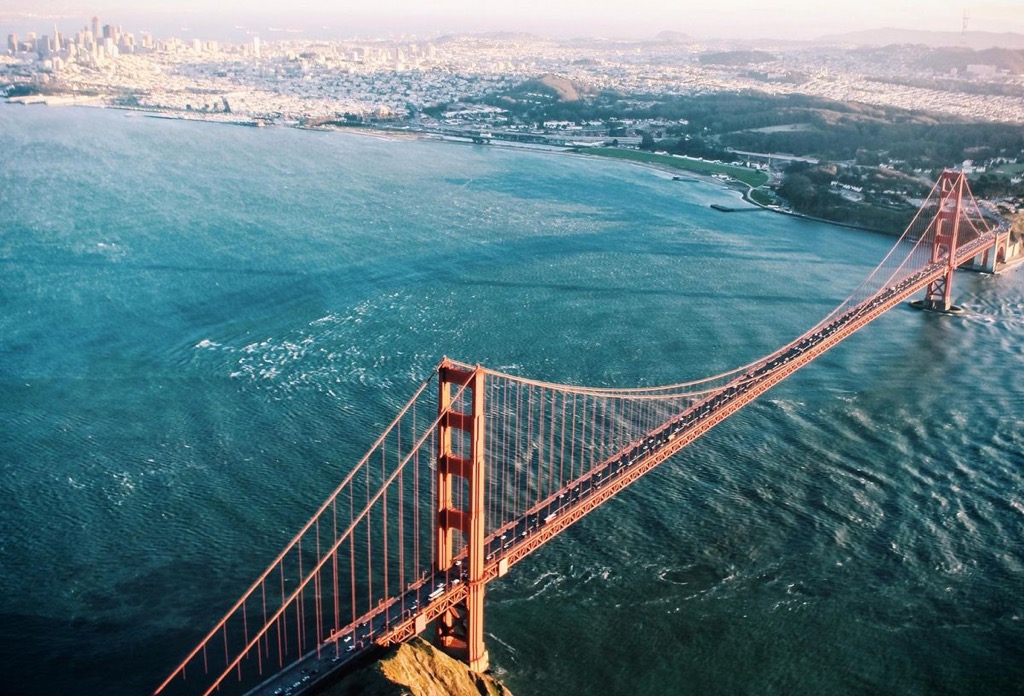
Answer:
[968,231,1017,273]
[435,360,490,673]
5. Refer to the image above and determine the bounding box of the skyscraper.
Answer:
[7,34,17,53]
[91,16,100,39]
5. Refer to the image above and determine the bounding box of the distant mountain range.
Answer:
[818,28,1024,50]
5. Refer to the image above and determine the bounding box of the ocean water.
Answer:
[0,104,1022,696]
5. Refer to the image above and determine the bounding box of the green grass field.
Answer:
[748,188,776,206]
[580,148,770,188]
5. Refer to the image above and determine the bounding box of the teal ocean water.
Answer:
[1,104,1022,696]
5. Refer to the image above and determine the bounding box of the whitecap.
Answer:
[310,313,338,326]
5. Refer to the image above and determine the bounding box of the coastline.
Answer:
[0,98,976,240]
[0,98,792,209]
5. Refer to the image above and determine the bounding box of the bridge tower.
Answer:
[435,359,490,672]
[921,171,969,312]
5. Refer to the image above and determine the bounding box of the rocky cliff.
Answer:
[321,639,512,696]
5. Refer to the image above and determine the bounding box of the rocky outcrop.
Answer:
[322,639,512,696]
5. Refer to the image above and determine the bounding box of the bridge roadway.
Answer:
[247,234,996,696]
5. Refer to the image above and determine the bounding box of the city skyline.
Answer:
[5,0,1024,126]
[3,1,1024,41]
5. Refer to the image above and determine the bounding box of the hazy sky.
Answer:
[3,1,1023,40]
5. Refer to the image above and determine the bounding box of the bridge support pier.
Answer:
[436,359,490,673]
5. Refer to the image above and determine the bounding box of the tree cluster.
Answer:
[777,162,919,234]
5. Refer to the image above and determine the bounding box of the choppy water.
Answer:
[1,104,1022,696]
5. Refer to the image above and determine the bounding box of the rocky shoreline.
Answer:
[322,639,513,696]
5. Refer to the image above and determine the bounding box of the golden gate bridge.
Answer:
[154,171,1011,696]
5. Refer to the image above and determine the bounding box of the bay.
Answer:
[0,104,1022,695]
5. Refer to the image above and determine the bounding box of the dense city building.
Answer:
[3,16,1023,126]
